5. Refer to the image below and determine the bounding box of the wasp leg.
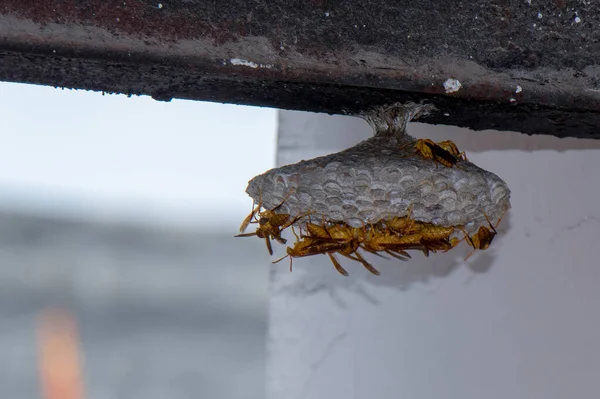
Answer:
[272,235,287,245]
[327,253,349,276]
[264,236,274,256]
[348,252,380,276]
[384,249,411,261]
[234,232,257,238]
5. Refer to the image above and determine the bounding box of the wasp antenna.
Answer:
[493,208,508,230]
[459,226,475,248]
[273,253,289,264]
[272,188,296,211]
[483,212,498,234]
[406,203,414,220]
[464,248,476,261]
[291,225,300,241]
[398,141,416,152]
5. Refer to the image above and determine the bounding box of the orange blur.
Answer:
[37,308,85,399]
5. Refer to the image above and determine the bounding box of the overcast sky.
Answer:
[0,82,277,230]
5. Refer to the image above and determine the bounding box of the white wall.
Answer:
[267,110,600,399]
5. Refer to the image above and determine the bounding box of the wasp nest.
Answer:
[237,102,511,276]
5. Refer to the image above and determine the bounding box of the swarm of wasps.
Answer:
[236,138,504,276]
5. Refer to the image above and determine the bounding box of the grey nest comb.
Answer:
[245,102,511,233]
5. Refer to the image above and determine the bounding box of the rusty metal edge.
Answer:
[0,13,599,139]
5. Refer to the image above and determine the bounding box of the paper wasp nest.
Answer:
[245,103,510,235]
[238,102,511,275]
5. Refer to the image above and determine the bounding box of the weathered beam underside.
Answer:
[1,1,600,139]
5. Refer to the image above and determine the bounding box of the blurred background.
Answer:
[0,82,277,399]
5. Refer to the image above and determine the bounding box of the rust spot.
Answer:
[461,82,506,101]
[0,0,236,43]
[422,85,445,95]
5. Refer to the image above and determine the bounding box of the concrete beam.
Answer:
[1,1,599,139]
